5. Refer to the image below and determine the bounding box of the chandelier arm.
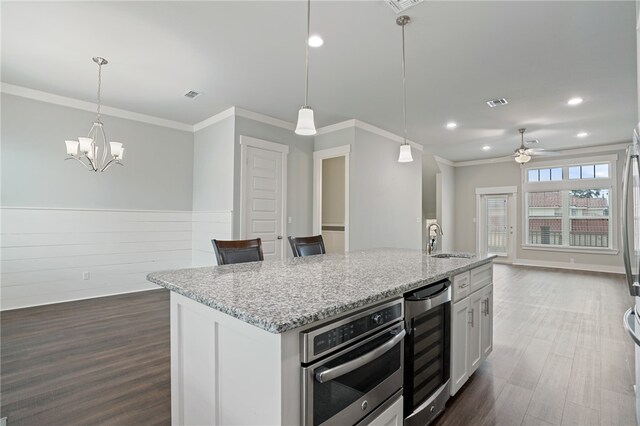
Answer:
[100,159,119,172]
[99,122,108,169]
[65,156,94,171]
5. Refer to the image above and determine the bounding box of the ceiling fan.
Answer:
[511,128,559,164]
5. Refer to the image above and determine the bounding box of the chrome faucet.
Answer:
[427,223,443,255]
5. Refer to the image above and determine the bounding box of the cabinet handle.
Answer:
[468,309,474,327]
[483,299,488,316]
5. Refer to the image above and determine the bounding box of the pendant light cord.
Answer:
[401,21,407,146]
[304,0,310,107]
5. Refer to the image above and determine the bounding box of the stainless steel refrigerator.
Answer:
[622,128,640,425]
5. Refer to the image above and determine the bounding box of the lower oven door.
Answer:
[302,322,405,426]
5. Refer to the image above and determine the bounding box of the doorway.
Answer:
[313,145,350,253]
[240,136,288,260]
[476,187,517,263]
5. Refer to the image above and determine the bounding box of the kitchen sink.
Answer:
[430,253,474,259]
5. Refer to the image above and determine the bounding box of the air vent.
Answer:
[486,98,508,108]
[184,90,202,99]
[385,0,424,13]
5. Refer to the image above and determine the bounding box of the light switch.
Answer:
[288,217,292,224]
[83,271,90,280]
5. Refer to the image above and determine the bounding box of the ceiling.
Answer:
[1,1,637,162]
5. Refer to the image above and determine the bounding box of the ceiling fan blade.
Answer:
[530,151,561,156]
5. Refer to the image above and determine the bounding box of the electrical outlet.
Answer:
[288,217,292,224]
[83,271,90,280]
[416,217,421,223]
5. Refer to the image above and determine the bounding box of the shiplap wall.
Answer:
[1,207,232,310]
[192,211,233,267]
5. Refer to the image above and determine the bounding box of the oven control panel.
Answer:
[308,302,403,360]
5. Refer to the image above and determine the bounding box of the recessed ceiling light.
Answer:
[446,121,457,129]
[567,97,583,106]
[577,132,589,138]
[482,145,491,151]
[308,35,323,47]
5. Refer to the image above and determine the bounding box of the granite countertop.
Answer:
[147,248,495,334]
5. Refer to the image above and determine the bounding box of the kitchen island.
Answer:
[147,248,494,426]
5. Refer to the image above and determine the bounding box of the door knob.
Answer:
[277,236,283,240]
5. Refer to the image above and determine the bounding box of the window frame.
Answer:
[521,154,618,254]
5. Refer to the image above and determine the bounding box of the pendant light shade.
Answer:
[295,107,316,136]
[515,153,531,164]
[294,0,317,136]
[398,144,413,163]
[397,15,413,163]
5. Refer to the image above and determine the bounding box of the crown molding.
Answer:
[235,107,295,131]
[432,155,454,167]
[452,142,629,167]
[1,83,193,132]
[316,119,424,151]
[193,107,235,132]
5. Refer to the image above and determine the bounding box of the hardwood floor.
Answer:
[0,265,636,425]
[435,264,637,426]
[0,290,171,425]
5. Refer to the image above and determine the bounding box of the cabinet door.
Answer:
[467,291,483,375]
[450,298,470,396]
[365,395,403,426]
[481,285,493,360]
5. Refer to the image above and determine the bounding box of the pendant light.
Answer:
[397,15,413,163]
[65,57,125,172]
[295,0,317,136]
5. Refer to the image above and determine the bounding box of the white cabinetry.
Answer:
[449,263,494,396]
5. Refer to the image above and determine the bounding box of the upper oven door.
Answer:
[302,322,405,426]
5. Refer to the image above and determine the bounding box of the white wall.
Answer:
[453,148,628,273]
[1,94,195,309]
[436,158,455,252]
[422,153,439,249]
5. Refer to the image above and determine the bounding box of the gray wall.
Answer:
[322,156,345,225]
[454,148,627,270]
[315,127,422,251]
[2,94,194,210]
[233,117,314,243]
[192,116,235,212]
[436,159,456,252]
[422,153,439,248]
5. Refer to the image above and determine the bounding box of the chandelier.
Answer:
[64,57,124,172]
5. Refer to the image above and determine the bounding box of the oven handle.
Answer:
[314,329,406,384]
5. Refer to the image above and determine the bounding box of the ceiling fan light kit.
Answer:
[294,0,317,136]
[64,57,124,172]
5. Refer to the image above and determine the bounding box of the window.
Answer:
[523,157,615,252]
[527,167,562,182]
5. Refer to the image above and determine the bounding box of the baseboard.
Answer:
[0,287,162,312]
[511,258,625,274]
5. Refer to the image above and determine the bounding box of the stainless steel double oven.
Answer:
[301,300,406,425]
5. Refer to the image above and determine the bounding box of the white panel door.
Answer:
[481,284,494,360]
[450,298,470,396]
[245,146,283,260]
[467,290,483,375]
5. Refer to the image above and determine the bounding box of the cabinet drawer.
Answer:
[452,272,470,302]
[470,263,493,293]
